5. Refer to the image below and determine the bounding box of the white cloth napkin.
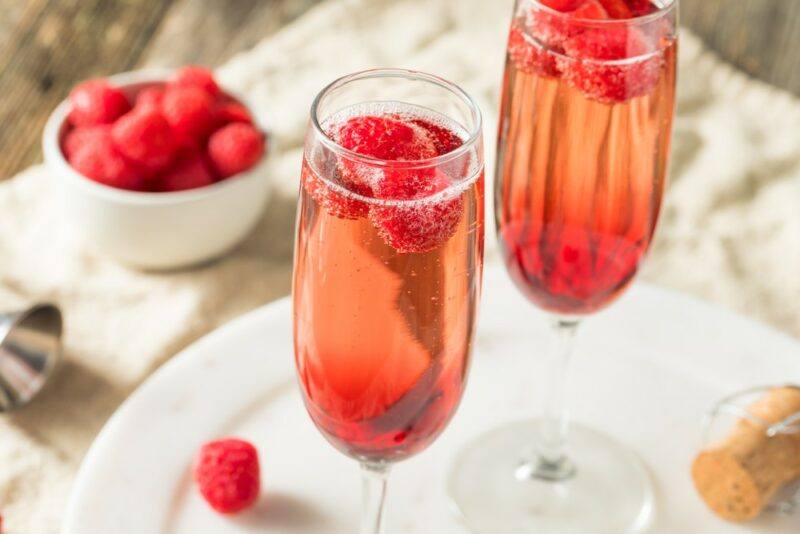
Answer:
[0,0,798,531]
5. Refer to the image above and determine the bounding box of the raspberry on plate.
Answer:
[68,79,131,127]
[194,438,260,515]
[68,129,143,191]
[170,66,221,98]
[111,108,177,172]
[154,149,215,192]
[162,86,216,142]
[207,123,265,178]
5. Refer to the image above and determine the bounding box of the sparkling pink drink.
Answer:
[496,0,677,314]
[294,104,484,462]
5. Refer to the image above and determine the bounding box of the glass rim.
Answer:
[309,68,483,171]
[528,0,678,24]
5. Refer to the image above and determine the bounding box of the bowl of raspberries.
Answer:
[43,66,270,270]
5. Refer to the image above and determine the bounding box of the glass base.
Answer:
[448,419,654,534]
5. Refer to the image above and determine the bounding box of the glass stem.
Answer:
[517,316,580,482]
[360,461,391,534]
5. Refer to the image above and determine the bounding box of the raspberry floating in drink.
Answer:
[303,110,471,254]
[509,0,671,104]
[60,66,268,192]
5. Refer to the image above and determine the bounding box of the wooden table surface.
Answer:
[1,0,798,180]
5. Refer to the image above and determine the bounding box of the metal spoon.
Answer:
[0,304,62,411]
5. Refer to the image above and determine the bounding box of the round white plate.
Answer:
[63,263,800,533]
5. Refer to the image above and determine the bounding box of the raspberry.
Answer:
[194,438,260,515]
[540,0,583,10]
[207,123,265,178]
[336,115,437,161]
[627,0,658,16]
[62,125,111,159]
[162,86,216,141]
[333,114,437,194]
[598,0,632,18]
[111,108,177,172]
[409,118,464,155]
[135,87,164,112]
[170,66,221,98]
[508,23,559,77]
[214,100,253,127]
[572,0,611,19]
[155,149,215,192]
[525,0,610,53]
[560,27,662,103]
[68,79,131,126]
[68,129,143,191]
[302,161,371,219]
[369,169,464,253]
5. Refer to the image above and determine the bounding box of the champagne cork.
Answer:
[692,386,800,522]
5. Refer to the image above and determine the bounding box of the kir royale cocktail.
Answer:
[496,0,677,314]
[294,103,484,462]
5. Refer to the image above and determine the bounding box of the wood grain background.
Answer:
[0,0,797,179]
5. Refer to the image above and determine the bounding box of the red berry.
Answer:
[170,66,221,98]
[214,101,253,127]
[155,149,215,192]
[369,169,464,253]
[111,108,177,172]
[302,161,371,219]
[62,125,111,159]
[507,23,560,77]
[162,86,216,142]
[207,123,265,178]
[409,118,464,155]
[564,25,651,60]
[627,0,658,16]
[540,0,584,10]
[560,27,662,102]
[598,0,633,18]
[194,438,260,515]
[334,114,437,194]
[524,0,609,54]
[135,87,164,112]
[68,79,130,126]
[572,0,611,19]
[68,129,143,191]
[336,115,437,161]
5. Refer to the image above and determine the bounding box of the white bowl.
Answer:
[42,69,272,271]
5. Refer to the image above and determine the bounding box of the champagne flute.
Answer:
[449,1,678,532]
[293,69,484,533]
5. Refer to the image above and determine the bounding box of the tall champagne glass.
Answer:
[449,1,678,532]
[294,69,484,534]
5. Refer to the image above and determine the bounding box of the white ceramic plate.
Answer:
[63,264,800,533]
